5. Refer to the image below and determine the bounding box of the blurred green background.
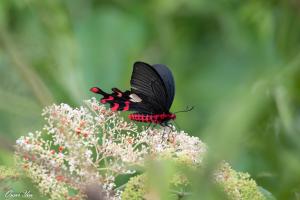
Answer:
[1,0,300,199]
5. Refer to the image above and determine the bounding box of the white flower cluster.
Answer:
[15,98,207,200]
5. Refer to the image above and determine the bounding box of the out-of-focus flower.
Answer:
[122,162,265,200]
[214,162,265,200]
[0,166,19,180]
[15,98,207,199]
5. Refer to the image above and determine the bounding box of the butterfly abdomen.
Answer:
[128,113,176,124]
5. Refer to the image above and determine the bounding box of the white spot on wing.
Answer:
[129,94,142,102]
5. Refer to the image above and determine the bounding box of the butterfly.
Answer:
[90,61,176,126]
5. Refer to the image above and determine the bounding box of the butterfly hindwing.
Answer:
[90,61,175,115]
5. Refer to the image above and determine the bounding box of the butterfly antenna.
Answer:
[174,105,195,114]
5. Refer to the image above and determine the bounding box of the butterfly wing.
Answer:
[152,64,175,110]
[130,61,175,114]
[90,61,175,114]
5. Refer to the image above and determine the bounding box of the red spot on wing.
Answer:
[123,101,130,111]
[111,103,120,111]
[100,96,114,104]
[90,87,101,93]
[112,88,123,97]
[117,92,122,97]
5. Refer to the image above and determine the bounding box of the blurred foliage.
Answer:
[122,162,267,200]
[1,0,300,199]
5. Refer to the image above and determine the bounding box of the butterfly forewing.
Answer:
[130,62,174,114]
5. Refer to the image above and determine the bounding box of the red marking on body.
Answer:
[111,103,120,111]
[123,101,130,111]
[90,87,101,93]
[128,113,176,124]
[100,96,114,104]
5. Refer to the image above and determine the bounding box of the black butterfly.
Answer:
[90,61,176,125]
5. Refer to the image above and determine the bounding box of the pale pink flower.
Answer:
[15,98,207,199]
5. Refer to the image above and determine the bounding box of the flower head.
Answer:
[15,98,207,199]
